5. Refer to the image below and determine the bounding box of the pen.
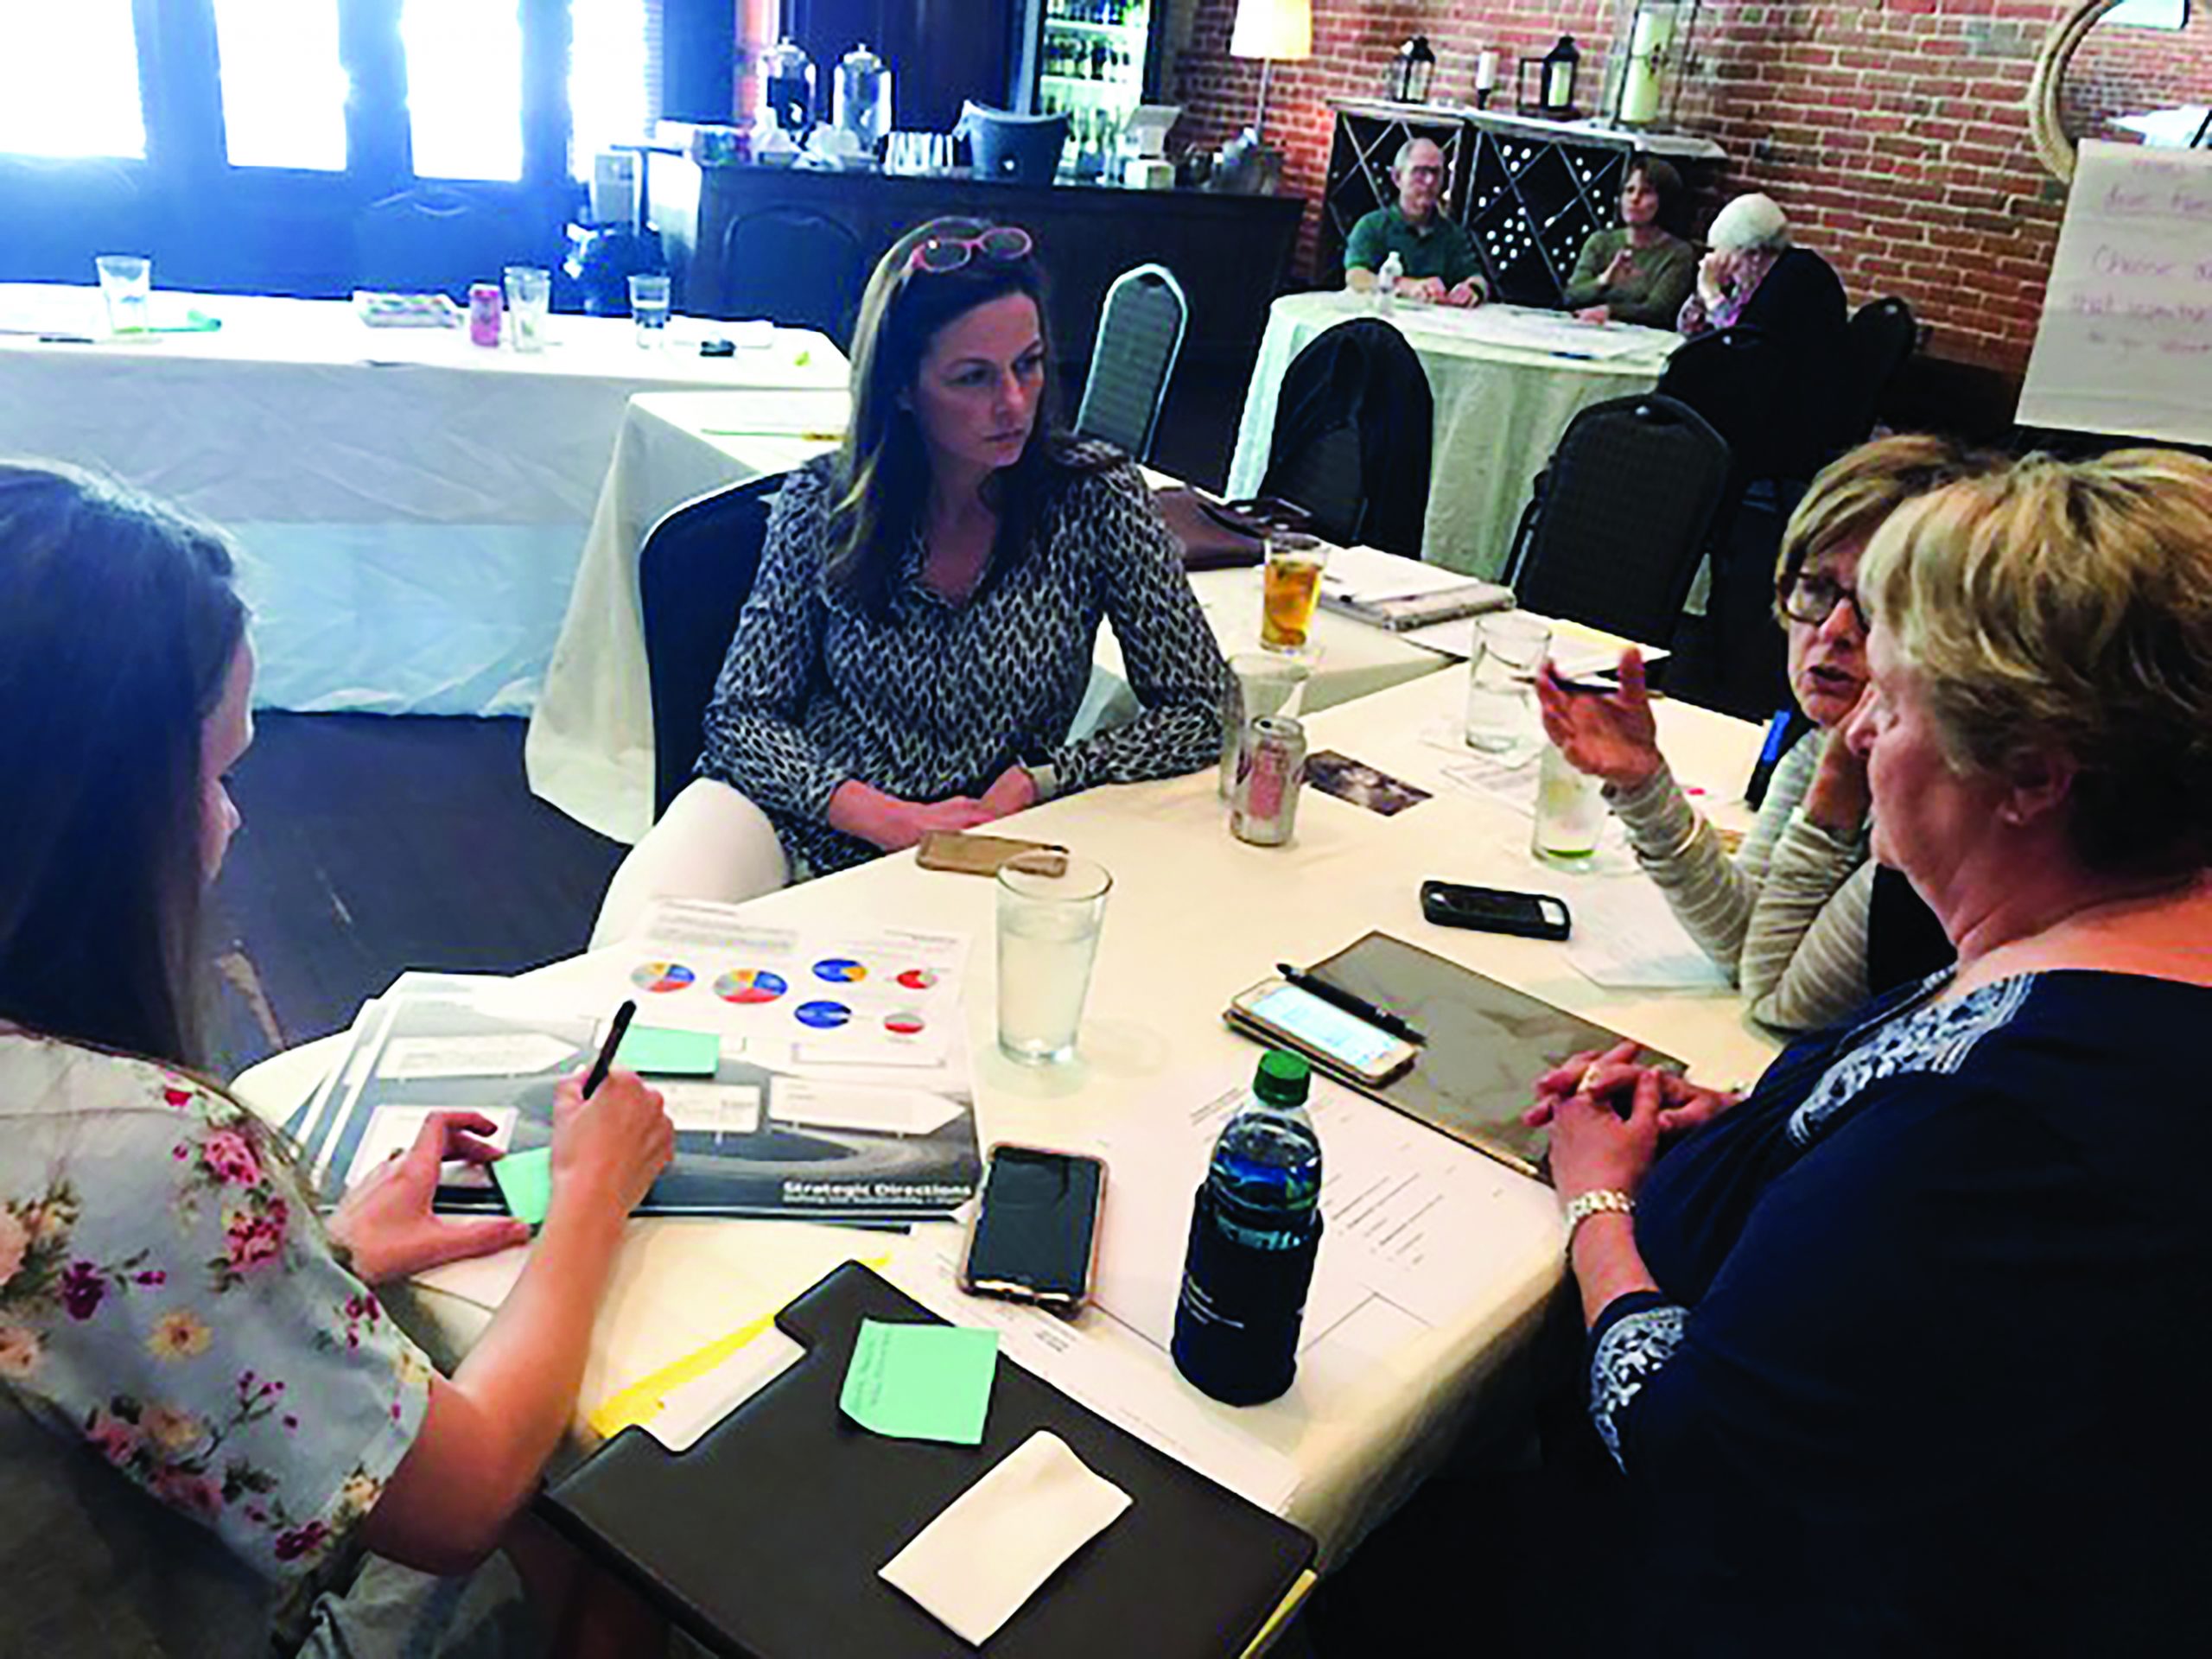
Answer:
[582,999,638,1098]
[1276,964,1427,1046]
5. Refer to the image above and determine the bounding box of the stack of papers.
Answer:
[1318,543,1515,632]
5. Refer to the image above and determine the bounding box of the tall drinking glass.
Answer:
[94,254,152,336]
[628,272,671,345]
[503,265,551,353]
[1219,652,1311,799]
[1464,612,1552,754]
[996,852,1112,1065]
[1259,534,1327,652]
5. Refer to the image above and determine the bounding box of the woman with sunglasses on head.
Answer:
[1,463,673,1655]
[1535,435,1993,1033]
[593,219,1224,936]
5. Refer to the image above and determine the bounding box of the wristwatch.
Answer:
[1561,1188,1635,1249]
[1025,761,1061,804]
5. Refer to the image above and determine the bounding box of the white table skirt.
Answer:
[525,392,1451,844]
[236,664,1776,1566]
[0,284,845,715]
[1226,293,1678,581]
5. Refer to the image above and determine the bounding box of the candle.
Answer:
[1619,9,1675,126]
[1476,50,1498,93]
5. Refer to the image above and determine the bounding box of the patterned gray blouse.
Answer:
[698,445,1226,874]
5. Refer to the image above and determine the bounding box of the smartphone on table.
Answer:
[959,1144,1107,1313]
[1420,881,1572,941]
[1224,976,1419,1086]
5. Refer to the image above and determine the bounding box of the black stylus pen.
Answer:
[1275,964,1427,1046]
[582,1000,638,1097]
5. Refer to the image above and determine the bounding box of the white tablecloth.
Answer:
[1227,293,1679,581]
[526,391,1452,844]
[0,284,845,715]
[237,665,1776,1565]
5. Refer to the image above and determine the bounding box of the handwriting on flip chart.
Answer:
[2019,142,2212,447]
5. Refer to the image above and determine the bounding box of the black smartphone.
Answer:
[959,1144,1107,1313]
[1421,880,1572,941]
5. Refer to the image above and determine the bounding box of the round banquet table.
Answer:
[1224,292,1679,580]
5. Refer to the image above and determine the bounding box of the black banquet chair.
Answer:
[1505,394,1731,650]
[639,472,785,823]
[1074,264,1188,463]
[1833,296,1917,454]
[717,208,866,350]
[1258,319,1433,556]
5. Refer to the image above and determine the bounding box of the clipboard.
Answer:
[1234,930,1681,1181]
[541,1262,1315,1658]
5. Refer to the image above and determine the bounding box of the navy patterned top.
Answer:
[1590,969,2211,1652]
[697,447,1225,874]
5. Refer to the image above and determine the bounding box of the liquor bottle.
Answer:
[1171,1051,1325,1406]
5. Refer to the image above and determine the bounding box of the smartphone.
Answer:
[1225,977,1419,1086]
[1421,881,1572,941]
[916,830,1069,878]
[959,1144,1106,1313]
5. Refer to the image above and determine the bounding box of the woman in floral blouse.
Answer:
[0,462,674,1656]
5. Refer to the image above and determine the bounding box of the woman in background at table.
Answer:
[1530,449,2212,1651]
[0,463,673,1656]
[1535,435,1993,1032]
[591,217,1224,942]
[1561,158,1694,329]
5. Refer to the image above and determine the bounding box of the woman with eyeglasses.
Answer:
[1535,435,1993,1033]
[593,218,1224,935]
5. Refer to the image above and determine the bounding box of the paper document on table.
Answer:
[344,1105,518,1191]
[697,387,852,437]
[1396,303,1674,362]
[1564,876,1733,991]
[1397,613,1665,675]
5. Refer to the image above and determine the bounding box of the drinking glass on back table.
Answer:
[1465,612,1551,754]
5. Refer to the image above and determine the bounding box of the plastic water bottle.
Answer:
[1376,250,1404,315]
[1171,1050,1325,1405]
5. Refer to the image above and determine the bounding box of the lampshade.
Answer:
[1230,0,1313,62]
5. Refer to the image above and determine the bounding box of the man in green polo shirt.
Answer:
[1344,137,1487,308]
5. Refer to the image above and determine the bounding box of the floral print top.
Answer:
[0,1033,431,1642]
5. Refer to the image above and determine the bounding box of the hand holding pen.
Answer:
[550,1000,673,1223]
[1535,649,1663,791]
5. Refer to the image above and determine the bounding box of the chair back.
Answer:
[353,187,556,299]
[1508,394,1731,647]
[1074,264,1188,461]
[1656,325,1795,487]
[1260,318,1433,556]
[1836,296,1917,451]
[718,207,866,348]
[640,473,785,822]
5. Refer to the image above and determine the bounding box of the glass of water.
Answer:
[503,264,551,353]
[996,852,1112,1065]
[94,254,152,336]
[1465,612,1552,754]
[627,272,671,346]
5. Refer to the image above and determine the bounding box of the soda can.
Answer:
[467,283,502,347]
[1232,715,1306,847]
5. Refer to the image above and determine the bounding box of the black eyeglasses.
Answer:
[906,226,1033,276]
[1777,570,1867,631]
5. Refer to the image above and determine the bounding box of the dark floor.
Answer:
[206,712,624,1076]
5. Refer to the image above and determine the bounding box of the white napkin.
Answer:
[880,1431,1132,1645]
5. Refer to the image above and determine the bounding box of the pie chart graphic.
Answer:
[812,957,868,984]
[712,968,788,1006]
[894,967,938,992]
[883,1010,927,1037]
[795,1000,852,1030]
[630,961,695,995]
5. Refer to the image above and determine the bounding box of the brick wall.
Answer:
[1170,1,2095,372]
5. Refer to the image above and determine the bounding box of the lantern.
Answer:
[1518,35,1582,120]
[1390,35,1436,105]
[1605,1,1702,130]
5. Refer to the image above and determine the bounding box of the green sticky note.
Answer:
[615,1024,720,1076]
[838,1319,999,1446]
[492,1147,555,1226]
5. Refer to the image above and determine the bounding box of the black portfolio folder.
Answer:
[542,1262,1316,1657]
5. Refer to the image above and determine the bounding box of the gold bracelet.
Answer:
[1561,1188,1635,1250]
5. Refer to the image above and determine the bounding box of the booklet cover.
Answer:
[307,988,981,1224]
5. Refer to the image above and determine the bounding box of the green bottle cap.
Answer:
[1255,1049,1311,1106]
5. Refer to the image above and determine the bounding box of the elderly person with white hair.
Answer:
[1677,190,1794,335]
[1343,137,1487,308]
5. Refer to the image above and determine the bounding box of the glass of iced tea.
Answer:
[1259,534,1327,652]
